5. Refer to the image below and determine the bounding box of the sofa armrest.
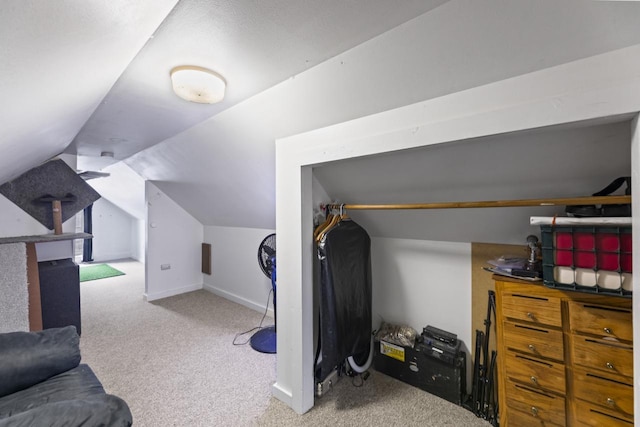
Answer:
[0,394,132,427]
[0,326,80,397]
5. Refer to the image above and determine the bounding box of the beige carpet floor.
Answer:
[79,259,491,426]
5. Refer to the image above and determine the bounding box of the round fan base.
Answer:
[250,325,276,354]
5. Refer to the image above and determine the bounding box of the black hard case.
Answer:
[373,339,466,405]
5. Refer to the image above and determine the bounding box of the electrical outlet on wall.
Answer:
[160,264,171,270]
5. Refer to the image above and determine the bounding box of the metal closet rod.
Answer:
[326,195,631,211]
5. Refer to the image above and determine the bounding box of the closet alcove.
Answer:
[273,46,640,416]
[311,117,632,395]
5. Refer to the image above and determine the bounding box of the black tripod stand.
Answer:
[470,290,498,425]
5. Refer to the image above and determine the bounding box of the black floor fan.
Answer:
[250,233,277,354]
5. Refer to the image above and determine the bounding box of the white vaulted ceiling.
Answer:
[2,0,640,231]
[0,0,179,184]
[67,0,448,163]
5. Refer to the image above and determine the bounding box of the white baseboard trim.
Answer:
[203,283,274,318]
[144,283,203,302]
[271,382,293,408]
[93,251,132,263]
[130,254,145,263]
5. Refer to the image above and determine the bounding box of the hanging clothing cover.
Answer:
[82,204,93,263]
[316,218,372,382]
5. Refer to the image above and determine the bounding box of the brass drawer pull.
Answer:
[606,397,615,407]
[530,376,538,384]
[531,406,539,417]
[606,362,615,370]
[603,327,612,334]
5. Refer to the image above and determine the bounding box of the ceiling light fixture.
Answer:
[170,65,226,104]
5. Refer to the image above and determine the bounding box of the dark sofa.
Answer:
[0,326,132,427]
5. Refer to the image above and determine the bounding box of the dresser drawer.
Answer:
[503,321,564,362]
[574,398,633,426]
[507,408,564,427]
[572,336,633,378]
[502,293,562,327]
[572,366,634,417]
[505,381,566,427]
[505,351,565,394]
[569,301,632,342]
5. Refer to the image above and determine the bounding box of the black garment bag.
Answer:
[316,218,372,382]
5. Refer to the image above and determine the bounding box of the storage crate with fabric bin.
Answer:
[540,223,632,296]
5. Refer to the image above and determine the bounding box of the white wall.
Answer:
[371,238,471,346]
[203,226,275,316]
[311,174,331,226]
[131,218,145,263]
[84,161,146,263]
[91,198,135,262]
[145,181,203,301]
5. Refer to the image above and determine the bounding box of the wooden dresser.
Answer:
[494,277,633,426]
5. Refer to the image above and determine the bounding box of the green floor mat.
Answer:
[80,264,125,282]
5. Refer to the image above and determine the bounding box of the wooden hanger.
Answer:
[314,211,333,239]
[315,210,341,243]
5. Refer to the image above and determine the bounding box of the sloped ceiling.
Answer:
[0,0,179,185]
[2,0,640,231]
[124,0,640,229]
[68,0,448,163]
[87,163,146,221]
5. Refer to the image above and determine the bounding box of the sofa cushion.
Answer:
[0,365,105,419]
[0,326,80,398]
[0,394,132,427]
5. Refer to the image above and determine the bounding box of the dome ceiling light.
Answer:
[170,66,226,104]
